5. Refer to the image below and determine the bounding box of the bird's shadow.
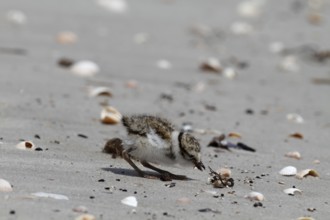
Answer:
[101,167,195,181]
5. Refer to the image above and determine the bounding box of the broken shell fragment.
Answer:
[223,67,237,79]
[279,166,297,176]
[279,56,300,72]
[287,113,304,124]
[31,192,69,200]
[97,0,128,13]
[6,10,27,25]
[88,86,113,97]
[285,151,301,160]
[0,179,13,192]
[121,196,138,207]
[176,197,191,205]
[296,169,319,179]
[16,141,36,150]
[101,106,122,124]
[156,59,172,70]
[244,192,264,201]
[75,214,96,220]
[70,61,100,77]
[228,132,242,139]
[230,22,253,35]
[297,217,315,220]
[283,188,302,196]
[217,168,232,178]
[56,31,77,44]
[200,57,222,73]
[72,205,88,213]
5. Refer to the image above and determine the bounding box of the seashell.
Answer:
[244,192,264,201]
[16,141,36,150]
[176,197,191,205]
[133,32,149,44]
[279,56,300,72]
[286,113,304,124]
[297,217,315,220]
[296,169,319,179]
[200,57,222,73]
[313,160,320,164]
[156,59,172,70]
[269,41,285,54]
[223,67,237,79]
[237,0,264,18]
[0,179,13,192]
[88,86,113,97]
[72,205,88,213]
[70,61,100,77]
[230,22,253,35]
[31,192,69,200]
[75,214,96,220]
[97,0,128,13]
[283,188,302,196]
[6,10,27,25]
[217,168,232,178]
[279,166,297,176]
[289,133,304,139]
[285,151,301,160]
[100,106,122,124]
[121,196,137,207]
[56,31,77,44]
[228,132,242,139]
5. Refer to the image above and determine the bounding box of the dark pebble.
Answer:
[116,179,120,182]
[35,147,43,151]
[98,179,105,182]
[77,134,88,139]
[245,109,254,115]
[9,210,15,215]
[34,134,41,139]
[89,196,95,199]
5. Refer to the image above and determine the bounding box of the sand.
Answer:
[1,0,330,219]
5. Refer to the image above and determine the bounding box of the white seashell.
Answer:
[297,217,315,220]
[73,205,88,213]
[133,32,149,44]
[176,197,191,205]
[279,56,300,72]
[6,10,27,25]
[217,168,232,178]
[223,67,237,79]
[121,196,137,207]
[230,22,253,35]
[286,113,304,124]
[75,214,96,220]
[200,57,222,73]
[244,192,264,201]
[70,61,100,77]
[279,166,297,176]
[16,141,36,150]
[269,41,285,54]
[285,151,301,160]
[0,179,13,192]
[88,86,112,97]
[156,59,172,70]
[56,31,77,44]
[31,192,69,200]
[237,0,265,18]
[296,169,319,179]
[100,106,122,124]
[283,188,302,196]
[97,0,128,13]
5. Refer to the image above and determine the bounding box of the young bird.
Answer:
[119,115,205,181]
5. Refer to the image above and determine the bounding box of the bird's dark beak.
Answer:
[194,161,205,171]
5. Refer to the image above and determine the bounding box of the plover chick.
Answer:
[110,115,205,181]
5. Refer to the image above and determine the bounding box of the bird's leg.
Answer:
[141,161,187,181]
[122,150,158,179]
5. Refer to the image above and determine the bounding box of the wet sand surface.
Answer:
[1,0,330,219]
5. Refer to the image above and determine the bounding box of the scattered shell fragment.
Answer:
[97,0,128,13]
[296,169,319,179]
[121,196,137,207]
[279,56,300,72]
[313,160,320,164]
[237,0,265,18]
[287,113,304,124]
[223,67,237,79]
[176,197,191,205]
[289,133,304,139]
[208,167,234,188]
[228,132,242,139]
[72,205,88,213]
[283,188,302,196]
[269,41,285,54]
[279,166,297,176]
[285,151,301,160]
[217,168,232,178]
[244,192,264,201]
[31,192,69,200]
[16,141,36,150]
[156,59,172,70]
[56,31,78,44]
[200,57,222,73]
[75,214,96,220]
[6,10,27,25]
[230,22,253,35]
[0,179,13,192]
[133,32,149,44]
[88,86,112,97]
[297,217,315,220]
[100,106,122,124]
[70,61,100,77]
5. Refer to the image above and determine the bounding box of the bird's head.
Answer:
[178,132,205,171]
